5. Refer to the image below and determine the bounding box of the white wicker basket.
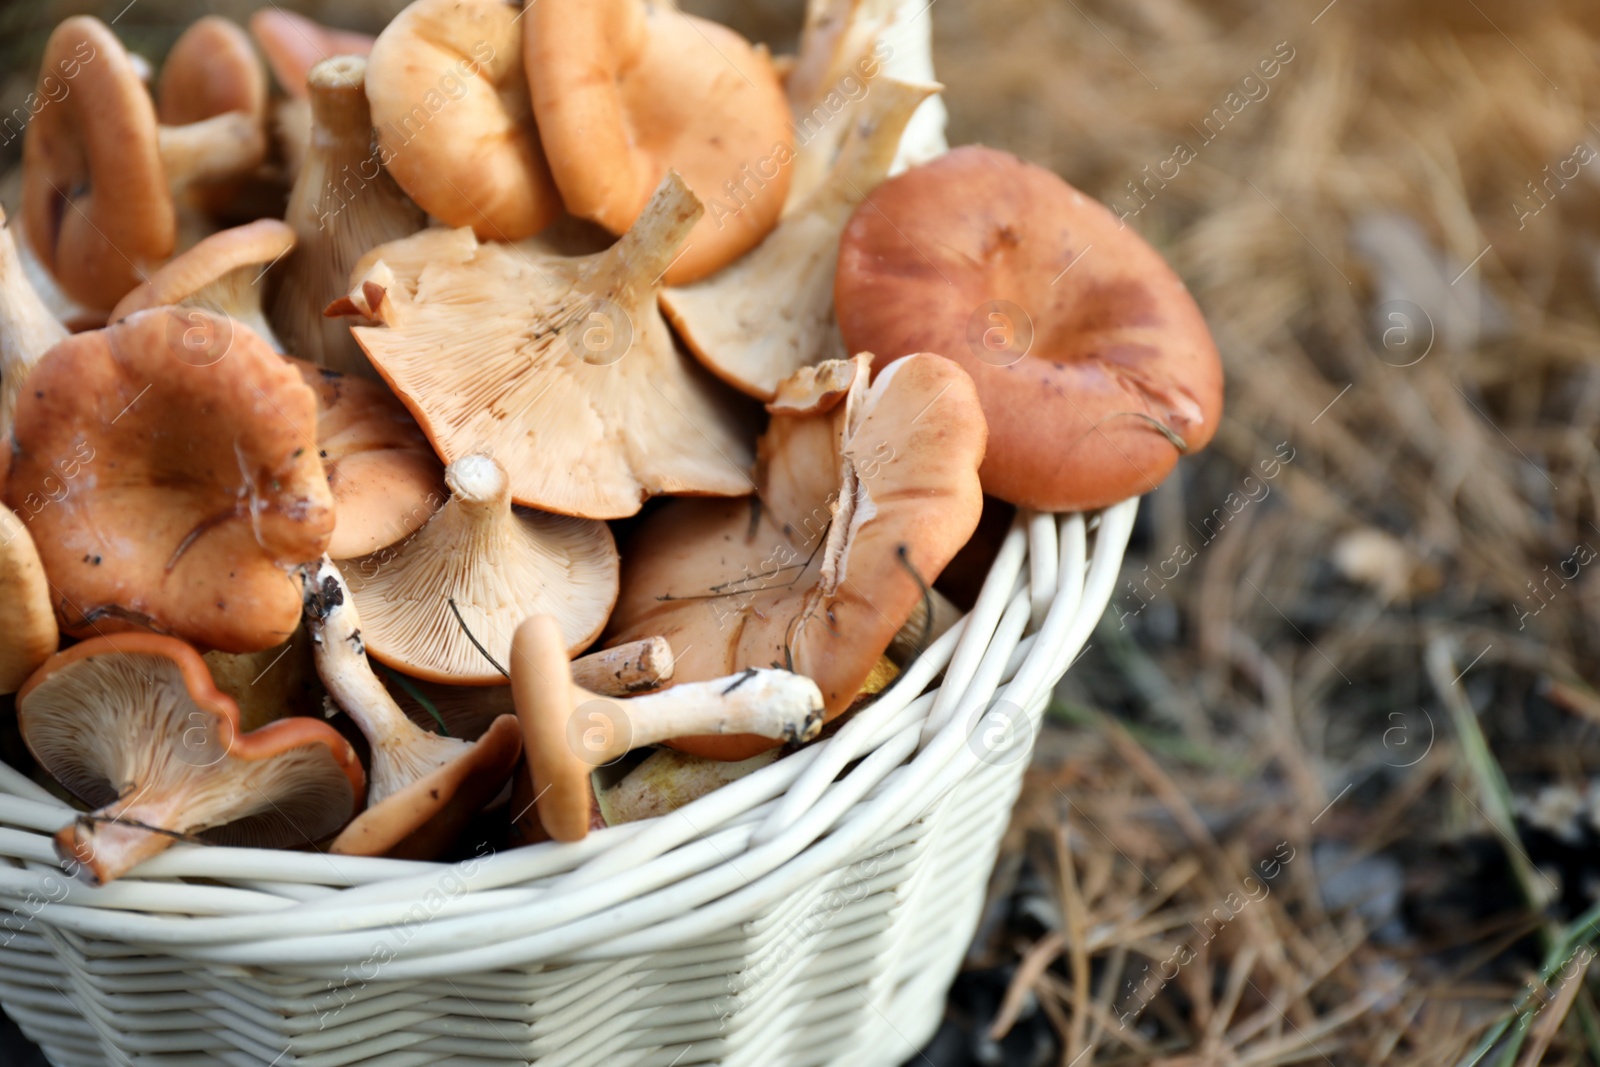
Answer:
[0,499,1136,1066]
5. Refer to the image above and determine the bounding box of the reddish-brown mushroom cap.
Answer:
[21,16,176,312]
[835,145,1224,512]
[366,0,559,241]
[604,352,987,760]
[4,307,335,652]
[18,633,364,885]
[524,0,793,283]
[248,9,374,99]
[661,78,936,400]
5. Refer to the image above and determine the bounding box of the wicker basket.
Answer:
[0,500,1136,1067]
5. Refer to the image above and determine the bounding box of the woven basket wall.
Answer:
[0,500,1136,1067]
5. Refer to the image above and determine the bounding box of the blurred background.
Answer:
[6,0,1600,1064]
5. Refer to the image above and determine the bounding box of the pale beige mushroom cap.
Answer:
[340,454,620,684]
[661,79,936,400]
[0,510,58,694]
[346,173,757,519]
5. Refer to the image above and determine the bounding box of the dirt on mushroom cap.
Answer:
[4,307,334,653]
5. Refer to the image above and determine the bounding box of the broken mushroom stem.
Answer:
[300,556,473,802]
[574,636,674,694]
[513,614,824,841]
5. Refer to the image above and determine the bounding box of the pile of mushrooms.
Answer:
[0,0,1222,881]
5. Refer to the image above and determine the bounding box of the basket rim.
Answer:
[0,500,1138,973]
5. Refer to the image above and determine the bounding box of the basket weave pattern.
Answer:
[0,500,1136,1067]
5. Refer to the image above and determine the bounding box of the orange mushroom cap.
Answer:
[158,16,267,129]
[604,352,986,760]
[290,359,445,560]
[108,219,295,349]
[835,145,1224,512]
[4,308,335,653]
[366,0,559,241]
[21,16,175,312]
[524,0,793,283]
[248,9,375,99]
[19,633,363,885]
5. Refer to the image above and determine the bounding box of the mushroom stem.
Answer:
[189,266,281,348]
[301,556,472,803]
[158,112,268,189]
[512,614,822,842]
[574,637,674,694]
[608,673,826,755]
[0,209,69,439]
[582,171,704,311]
[273,56,423,376]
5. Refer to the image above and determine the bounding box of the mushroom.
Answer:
[21,17,175,311]
[661,78,936,400]
[603,352,987,760]
[203,629,321,734]
[248,10,375,178]
[834,145,1223,511]
[108,219,295,350]
[782,0,898,204]
[343,172,757,519]
[250,9,375,98]
[365,0,559,241]
[0,509,58,694]
[271,56,424,377]
[3,307,334,653]
[524,0,793,283]
[338,453,618,684]
[300,558,524,859]
[511,615,824,842]
[0,207,68,443]
[22,17,273,312]
[290,360,446,560]
[18,634,364,886]
[384,636,676,739]
[156,16,270,221]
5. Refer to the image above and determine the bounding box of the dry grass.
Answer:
[929,1,1600,1063]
